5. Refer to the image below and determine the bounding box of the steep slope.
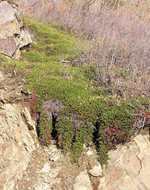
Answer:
[0,1,150,190]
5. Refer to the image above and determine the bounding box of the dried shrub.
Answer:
[131,111,150,135]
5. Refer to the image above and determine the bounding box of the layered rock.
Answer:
[0,1,32,59]
[0,103,37,190]
[98,133,150,190]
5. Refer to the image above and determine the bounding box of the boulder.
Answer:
[19,29,32,48]
[0,1,20,25]
[0,36,18,58]
[0,1,32,59]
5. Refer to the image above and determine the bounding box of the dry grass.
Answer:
[21,0,150,96]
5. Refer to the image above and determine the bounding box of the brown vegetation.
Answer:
[20,0,150,97]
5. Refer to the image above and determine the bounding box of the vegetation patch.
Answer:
[0,17,149,164]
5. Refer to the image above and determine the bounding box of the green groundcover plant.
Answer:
[0,18,149,164]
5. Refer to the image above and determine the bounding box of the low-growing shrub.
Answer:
[38,113,53,145]
[55,116,73,152]
[1,17,149,164]
[97,104,135,164]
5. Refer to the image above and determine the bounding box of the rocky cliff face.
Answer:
[0,69,37,190]
[0,1,32,59]
[0,104,37,190]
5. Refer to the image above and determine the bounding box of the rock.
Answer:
[21,107,35,130]
[13,46,21,60]
[0,1,32,59]
[0,104,37,190]
[40,163,51,173]
[137,155,150,189]
[32,159,62,190]
[0,71,4,82]
[4,180,15,190]
[98,177,107,190]
[0,36,18,58]
[0,1,18,25]
[89,162,103,177]
[98,134,150,190]
[0,18,21,37]
[33,183,51,190]
[73,171,93,190]
[19,29,32,48]
[51,177,61,185]
[47,145,62,162]
[85,146,96,157]
[86,149,94,156]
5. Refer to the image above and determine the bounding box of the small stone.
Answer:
[89,162,103,177]
[86,150,93,156]
[0,71,4,82]
[40,163,51,173]
[3,86,7,90]
[49,153,60,162]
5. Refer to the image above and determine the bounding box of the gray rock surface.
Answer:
[0,1,17,25]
